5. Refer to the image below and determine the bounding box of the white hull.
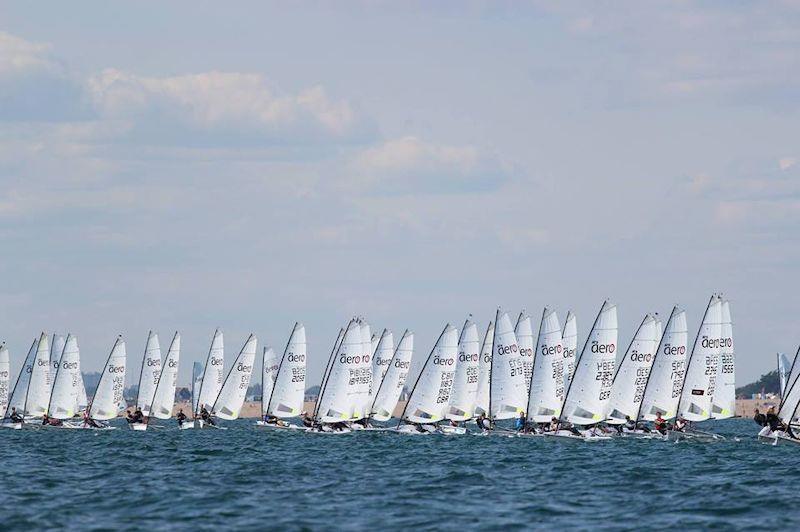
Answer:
[439,425,467,435]
[128,423,148,431]
[254,421,307,431]
[307,426,352,434]
[543,429,612,441]
[395,424,437,434]
[618,429,661,439]
[179,421,195,430]
[0,422,23,430]
[666,429,724,442]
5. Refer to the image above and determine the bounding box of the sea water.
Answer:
[0,418,797,530]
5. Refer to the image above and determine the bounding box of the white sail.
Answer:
[402,324,458,424]
[370,333,379,360]
[605,314,659,424]
[353,321,373,420]
[266,323,307,418]
[196,329,224,415]
[779,348,800,425]
[369,330,394,405]
[447,319,479,421]
[711,299,735,419]
[637,307,688,421]
[561,301,618,425]
[150,332,180,420]
[7,339,37,415]
[212,334,257,420]
[24,332,51,417]
[515,313,535,394]
[191,361,203,415]
[474,322,493,416]
[261,347,279,416]
[136,331,162,415]
[0,343,10,415]
[779,353,793,397]
[89,337,127,420]
[527,308,566,423]
[317,321,362,422]
[47,334,81,419]
[370,330,413,422]
[490,311,527,420]
[49,334,65,395]
[562,311,577,388]
[678,296,723,422]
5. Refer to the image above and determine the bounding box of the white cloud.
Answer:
[779,157,796,170]
[350,136,508,195]
[0,31,59,77]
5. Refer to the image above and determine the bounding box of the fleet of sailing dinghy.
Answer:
[0,295,750,441]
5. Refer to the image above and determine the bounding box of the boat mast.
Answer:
[22,333,45,418]
[45,334,70,417]
[674,294,717,419]
[3,338,36,419]
[265,322,300,417]
[87,336,123,420]
[365,328,393,423]
[135,331,154,413]
[525,307,547,421]
[146,331,178,426]
[398,325,448,426]
[488,308,501,422]
[194,328,220,417]
[633,307,676,423]
[312,326,346,422]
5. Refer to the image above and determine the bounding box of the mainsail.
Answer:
[191,361,204,415]
[195,329,224,415]
[562,311,577,388]
[5,339,37,417]
[24,332,51,418]
[47,334,81,419]
[515,313,535,394]
[353,320,373,420]
[260,347,279,417]
[447,319,479,421]
[560,301,618,425]
[369,330,413,422]
[474,322,494,416]
[605,314,660,424]
[0,343,10,415]
[49,334,65,396]
[265,323,307,419]
[526,307,565,423]
[316,321,362,423]
[711,299,736,419]
[489,310,527,420]
[778,347,800,425]
[401,324,458,424]
[136,331,162,416]
[150,332,181,420]
[778,352,795,397]
[636,307,688,421]
[369,329,395,409]
[212,334,257,420]
[677,295,723,422]
[88,336,127,420]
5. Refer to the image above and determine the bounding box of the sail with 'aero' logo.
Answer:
[369,330,413,422]
[560,301,618,425]
[474,322,494,417]
[261,347,279,418]
[212,334,257,420]
[636,307,687,421]
[561,312,577,389]
[88,337,127,420]
[265,323,307,419]
[367,329,395,415]
[352,321,373,420]
[447,319,479,422]
[526,308,565,424]
[316,320,362,422]
[490,310,527,420]
[24,332,52,418]
[515,313,535,395]
[136,331,162,416]
[677,295,723,422]
[47,334,82,419]
[711,299,736,419]
[49,334,65,398]
[195,329,224,416]
[401,324,458,424]
[605,314,660,424]
[150,332,181,420]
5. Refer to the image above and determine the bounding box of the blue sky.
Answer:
[1,1,799,387]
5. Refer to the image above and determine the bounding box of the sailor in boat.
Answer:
[617,416,637,434]
[673,417,688,432]
[654,413,668,435]
[82,412,106,429]
[300,412,314,428]
[7,407,24,424]
[766,407,783,432]
[557,419,582,436]
[548,417,559,433]
[753,409,766,427]
[514,411,526,433]
[125,410,134,423]
[41,414,63,427]
[176,409,187,425]
[199,405,216,426]
[133,407,145,424]
[264,414,289,427]
[476,412,493,432]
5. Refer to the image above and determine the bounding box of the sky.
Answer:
[1,1,799,389]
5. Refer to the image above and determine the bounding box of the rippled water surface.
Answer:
[1,418,797,530]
